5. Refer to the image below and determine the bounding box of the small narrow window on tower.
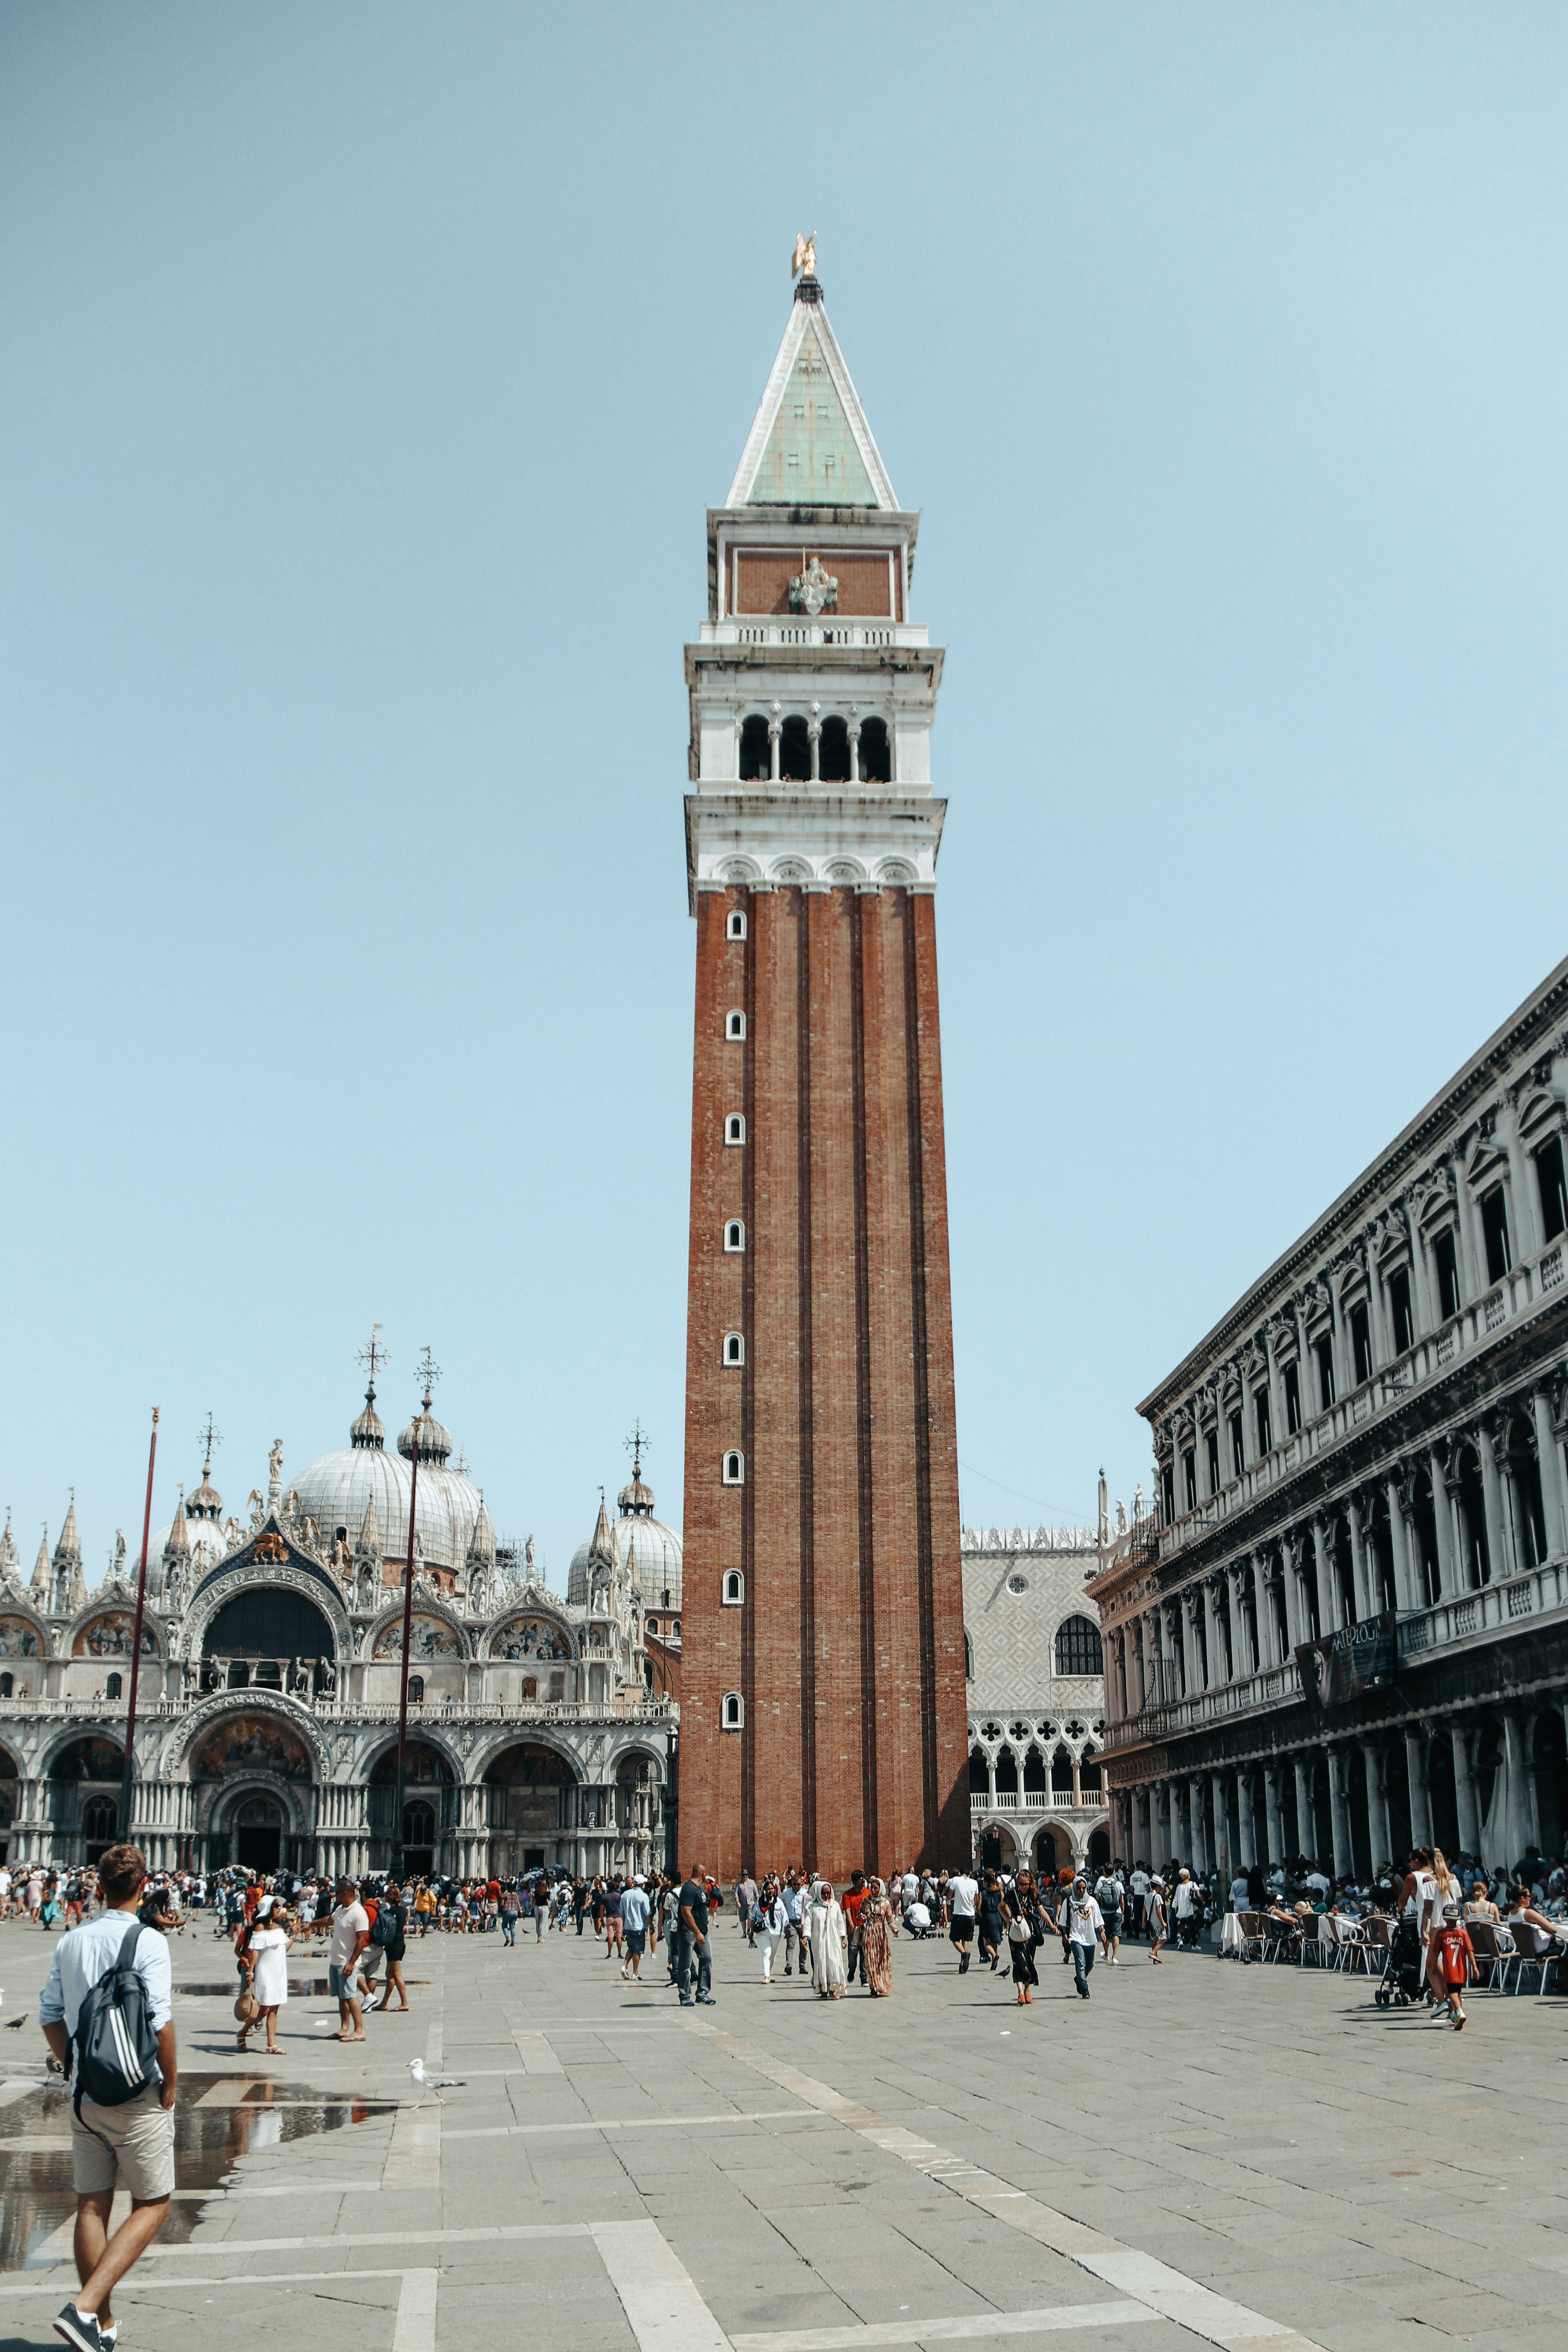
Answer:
[724,1221,745,1252]
[722,1451,745,1485]
[723,1333,744,1366]
[1433,1227,1461,1320]
[722,1691,745,1730]
[726,1009,745,1040]
[725,1114,745,1145]
[722,1571,744,1606]
[727,910,747,940]
[1389,1266,1414,1354]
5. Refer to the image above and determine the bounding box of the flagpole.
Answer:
[120,1408,159,1848]
[393,1352,437,1882]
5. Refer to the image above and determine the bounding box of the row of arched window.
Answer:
[738,713,892,785]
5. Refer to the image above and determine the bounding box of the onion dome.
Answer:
[398,1412,454,1466]
[568,1476,683,1610]
[187,1463,224,1522]
[288,1385,481,1574]
[351,1384,386,1452]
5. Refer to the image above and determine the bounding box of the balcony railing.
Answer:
[699,619,929,652]
[969,1792,1107,1815]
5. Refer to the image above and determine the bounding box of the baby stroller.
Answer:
[1375,1916,1424,2007]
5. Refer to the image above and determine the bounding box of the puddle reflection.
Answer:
[0,2078,397,2272]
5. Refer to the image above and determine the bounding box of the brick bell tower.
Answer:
[679,253,970,1883]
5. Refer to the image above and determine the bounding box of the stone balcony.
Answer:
[969,1791,1108,1817]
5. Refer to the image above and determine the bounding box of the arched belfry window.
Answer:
[726,1009,746,1040]
[722,1691,744,1730]
[739,715,770,782]
[818,715,851,781]
[727,910,747,941]
[724,1220,745,1252]
[779,714,810,782]
[723,1332,744,1366]
[858,717,891,782]
[725,1113,746,1145]
[722,1451,745,1486]
[722,1571,744,1606]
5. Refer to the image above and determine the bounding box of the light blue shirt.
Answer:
[619,1886,651,1932]
[781,1886,803,1925]
[40,1912,173,2054]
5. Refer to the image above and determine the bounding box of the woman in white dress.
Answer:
[808,1882,849,1999]
[244,1908,296,2054]
[758,1879,787,1984]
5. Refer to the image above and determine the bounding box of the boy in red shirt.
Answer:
[1430,1902,1474,2030]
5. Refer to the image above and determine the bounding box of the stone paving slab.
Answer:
[1,1916,1564,2350]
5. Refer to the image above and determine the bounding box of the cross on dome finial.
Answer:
[197,1411,223,1476]
[624,1419,651,1481]
[415,1346,441,1407]
[356,1324,390,1395]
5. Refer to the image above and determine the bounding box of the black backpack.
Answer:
[73,1920,161,2116]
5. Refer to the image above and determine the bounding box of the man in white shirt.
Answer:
[1063,1878,1105,1999]
[1128,1865,1151,1937]
[947,1869,978,1974]
[619,1876,652,1981]
[39,1841,178,2352]
[329,1881,370,2041]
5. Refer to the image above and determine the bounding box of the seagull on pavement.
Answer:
[407,2056,464,2101]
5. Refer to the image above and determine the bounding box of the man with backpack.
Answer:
[38,1841,178,2352]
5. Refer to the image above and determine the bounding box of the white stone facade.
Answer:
[962,1524,1112,1876]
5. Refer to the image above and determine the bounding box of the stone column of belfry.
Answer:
[678,265,969,1883]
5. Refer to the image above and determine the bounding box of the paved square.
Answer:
[1,1915,1563,2351]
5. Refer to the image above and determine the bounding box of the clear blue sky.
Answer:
[2,6,1563,1590]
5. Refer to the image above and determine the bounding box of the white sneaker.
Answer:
[1111,1957,1119,1966]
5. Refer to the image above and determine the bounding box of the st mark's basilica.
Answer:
[0,1375,682,1880]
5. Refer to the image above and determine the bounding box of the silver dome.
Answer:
[287,1446,480,1573]
[568,1503,682,1610]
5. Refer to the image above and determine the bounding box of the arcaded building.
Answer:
[0,1386,680,1882]
[1090,959,1568,1878]
[678,255,969,1881]
[963,1513,1113,1879]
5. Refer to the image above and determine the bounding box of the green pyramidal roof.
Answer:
[727,295,899,510]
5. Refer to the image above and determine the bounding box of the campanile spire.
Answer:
[679,270,969,1881]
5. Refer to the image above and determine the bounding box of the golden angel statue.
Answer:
[791,231,818,282]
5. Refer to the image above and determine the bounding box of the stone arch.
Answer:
[170,1688,332,1789]
[976,1819,1019,1872]
[180,1559,351,1669]
[481,1607,577,1665]
[0,1607,48,1669]
[363,1731,461,1788]
[67,1604,162,1663]
[367,1598,472,1663]
[1033,1822,1069,1877]
[42,1732,130,1862]
[1053,1613,1103,1677]
[738,714,771,781]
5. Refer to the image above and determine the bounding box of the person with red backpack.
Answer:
[38,1841,179,2352]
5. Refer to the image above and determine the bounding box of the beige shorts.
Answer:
[71,2083,175,2201]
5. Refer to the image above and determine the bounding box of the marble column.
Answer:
[1237,1769,1257,1869]
[1229,1564,1255,1677]
[1155,1780,1172,1863]
[1502,1709,1539,1859]
[1478,1421,1513,1581]
[1292,1755,1315,1866]
[1404,1726,1432,1847]
[1531,1386,1568,1558]
[1428,1442,1458,1598]
[1453,1166,1486,1303]
[1388,1474,1420,1612]
[1453,1723,1482,1860]
[1326,1745,1353,1878]
[1203,1577,1227,1686]
[1189,1775,1209,1875]
[1347,1498,1373,1621]
[1315,1514,1345,1634]
[1263,1763,1286,1869]
[1363,1743,1392,1872]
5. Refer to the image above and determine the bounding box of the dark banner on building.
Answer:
[1295,1612,1396,1707]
